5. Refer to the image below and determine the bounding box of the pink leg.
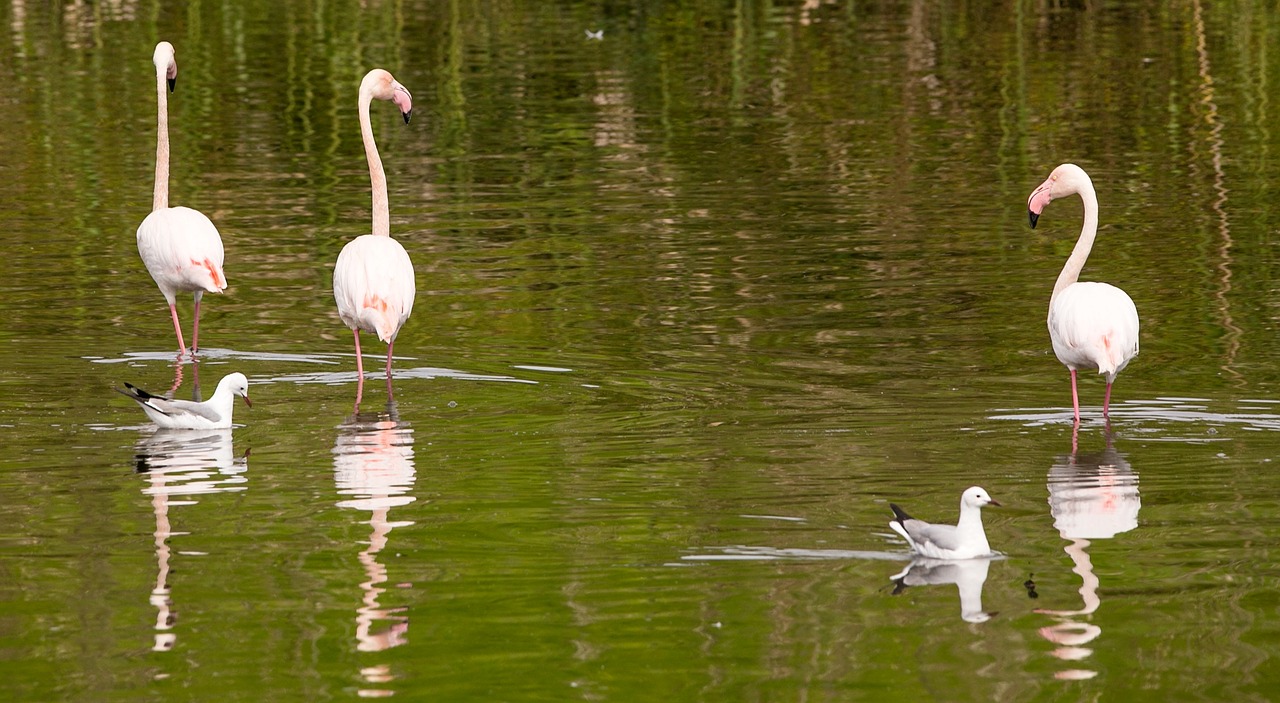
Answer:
[191,295,202,355]
[385,340,396,401]
[1103,382,1113,417]
[168,303,188,357]
[353,330,365,408]
[1070,369,1081,425]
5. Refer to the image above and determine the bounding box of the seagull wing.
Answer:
[118,384,223,424]
[903,520,962,553]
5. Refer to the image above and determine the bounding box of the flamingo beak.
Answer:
[168,77,176,93]
[1027,180,1053,229]
[392,84,413,124]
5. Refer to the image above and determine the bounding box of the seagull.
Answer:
[888,486,1001,560]
[118,372,251,430]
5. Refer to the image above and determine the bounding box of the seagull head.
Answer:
[962,486,1000,509]
[222,372,252,408]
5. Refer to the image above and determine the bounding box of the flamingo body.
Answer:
[139,41,226,356]
[1027,164,1139,422]
[334,233,415,344]
[1048,281,1139,384]
[138,206,227,303]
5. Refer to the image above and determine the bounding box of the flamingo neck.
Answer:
[153,65,170,212]
[1051,184,1099,301]
[359,91,390,237]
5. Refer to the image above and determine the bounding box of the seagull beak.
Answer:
[242,394,252,408]
[988,498,1002,507]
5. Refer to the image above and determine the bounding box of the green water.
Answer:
[3,0,1280,700]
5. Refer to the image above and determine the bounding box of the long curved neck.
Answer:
[359,91,390,237]
[153,65,170,212]
[1052,184,1099,301]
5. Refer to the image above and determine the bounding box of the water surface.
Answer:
[3,1,1280,700]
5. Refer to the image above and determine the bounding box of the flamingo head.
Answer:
[362,69,414,124]
[962,486,1001,509]
[153,41,178,92]
[1027,163,1091,229]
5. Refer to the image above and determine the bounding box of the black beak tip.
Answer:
[1028,210,1039,229]
[403,110,412,125]
[167,77,176,93]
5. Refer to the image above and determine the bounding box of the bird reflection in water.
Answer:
[890,556,995,623]
[1036,427,1139,680]
[333,400,416,696]
[134,427,246,652]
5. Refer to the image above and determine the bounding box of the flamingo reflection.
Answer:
[333,401,415,694]
[1036,427,1139,680]
[890,557,994,623]
[134,428,246,652]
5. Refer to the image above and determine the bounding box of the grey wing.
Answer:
[905,520,962,552]
[147,397,224,423]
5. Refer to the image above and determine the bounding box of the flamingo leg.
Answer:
[1070,369,1081,425]
[384,340,396,401]
[1103,382,1113,418]
[168,303,188,357]
[191,292,203,355]
[353,329,365,409]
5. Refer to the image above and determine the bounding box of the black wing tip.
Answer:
[889,503,913,523]
[120,382,156,400]
[1028,210,1039,228]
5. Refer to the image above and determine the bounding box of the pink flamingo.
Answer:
[136,42,227,357]
[1027,164,1140,424]
[332,69,415,405]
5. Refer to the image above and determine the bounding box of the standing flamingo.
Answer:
[1027,164,1140,424]
[136,41,227,357]
[332,69,415,406]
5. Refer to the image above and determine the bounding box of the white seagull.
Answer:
[118,372,251,430]
[888,486,1001,560]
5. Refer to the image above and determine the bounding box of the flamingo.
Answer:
[1027,164,1140,424]
[332,69,416,405]
[136,41,227,357]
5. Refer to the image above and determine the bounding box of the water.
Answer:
[3,0,1280,699]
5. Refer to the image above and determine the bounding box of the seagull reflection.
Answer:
[1036,427,1139,680]
[333,401,415,694]
[890,557,994,623]
[134,428,247,652]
